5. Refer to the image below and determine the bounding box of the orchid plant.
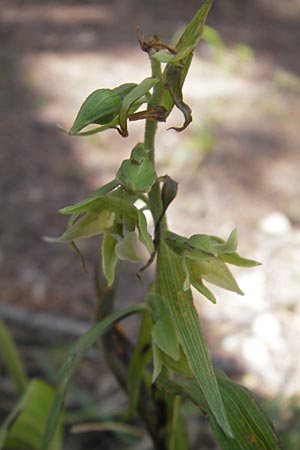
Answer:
[42,2,282,449]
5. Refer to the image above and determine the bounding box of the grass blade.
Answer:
[42,303,147,450]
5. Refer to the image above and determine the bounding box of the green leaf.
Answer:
[0,380,62,450]
[0,320,28,396]
[161,0,212,116]
[160,347,193,378]
[149,293,180,361]
[175,0,212,58]
[102,231,118,286]
[42,303,147,450]
[187,256,244,295]
[156,240,233,437]
[157,371,283,449]
[119,77,159,136]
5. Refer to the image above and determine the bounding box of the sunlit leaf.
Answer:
[0,380,62,450]
[156,241,233,437]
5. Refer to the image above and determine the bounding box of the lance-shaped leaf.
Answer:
[69,83,137,135]
[175,0,212,60]
[157,370,283,450]
[42,303,147,450]
[119,77,159,136]
[156,240,233,437]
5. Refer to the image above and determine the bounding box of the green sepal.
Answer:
[102,231,118,286]
[48,210,115,243]
[220,252,261,268]
[186,233,217,258]
[119,77,159,136]
[209,229,238,254]
[190,275,217,304]
[58,194,138,221]
[151,50,177,63]
[163,230,190,256]
[137,210,155,255]
[116,143,156,194]
[187,257,244,295]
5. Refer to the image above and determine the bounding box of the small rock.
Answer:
[259,211,291,235]
[252,312,281,344]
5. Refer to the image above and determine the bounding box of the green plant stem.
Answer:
[145,56,166,228]
[144,58,162,222]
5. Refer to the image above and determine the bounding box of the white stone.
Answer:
[259,211,291,235]
[252,313,281,344]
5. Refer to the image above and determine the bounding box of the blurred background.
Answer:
[1,0,300,448]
